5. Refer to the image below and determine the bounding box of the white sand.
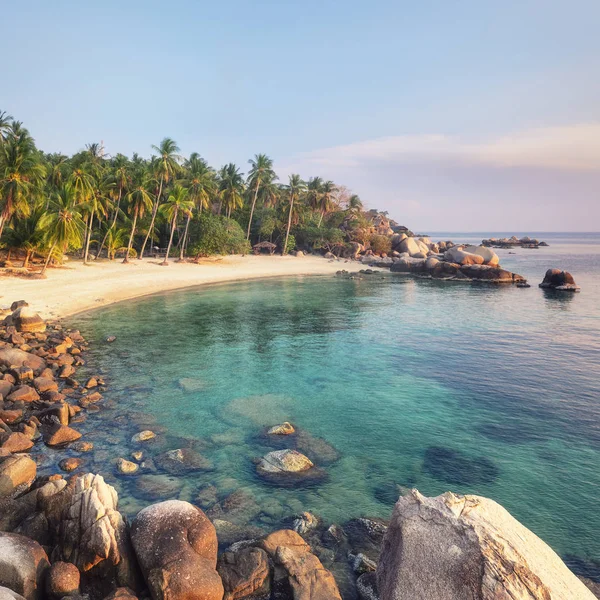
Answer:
[0,255,363,319]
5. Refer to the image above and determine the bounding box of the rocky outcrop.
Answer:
[217,547,270,600]
[0,455,36,499]
[46,562,80,598]
[0,532,50,600]
[539,269,580,291]
[377,490,596,600]
[0,348,45,376]
[463,245,499,266]
[11,309,45,334]
[130,500,223,600]
[444,246,485,266]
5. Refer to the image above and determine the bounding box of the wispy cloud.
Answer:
[280,124,600,175]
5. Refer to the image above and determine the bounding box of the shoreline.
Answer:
[0,255,364,319]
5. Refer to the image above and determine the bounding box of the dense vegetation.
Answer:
[0,110,392,271]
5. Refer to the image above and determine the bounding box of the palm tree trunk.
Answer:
[24,250,31,269]
[246,179,260,240]
[123,210,138,264]
[162,209,178,266]
[140,175,163,259]
[6,248,12,262]
[283,196,294,255]
[83,208,95,265]
[179,212,192,261]
[318,210,324,228]
[96,187,122,259]
[0,216,5,240]
[41,241,58,275]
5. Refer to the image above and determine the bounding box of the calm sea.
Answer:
[62,232,599,581]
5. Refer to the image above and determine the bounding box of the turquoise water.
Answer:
[69,233,600,577]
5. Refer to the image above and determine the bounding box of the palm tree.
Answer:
[3,208,46,268]
[0,111,14,143]
[306,176,323,217]
[318,180,337,227]
[140,138,181,259]
[45,153,69,192]
[103,227,129,260]
[41,185,85,275]
[123,174,154,264]
[159,185,193,266]
[218,163,245,219]
[246,154,276,240]
[0,123,46,238]
[80,177,111,265]
[283,174,306,255]
[348,194,363,213]
[180,153,215,260]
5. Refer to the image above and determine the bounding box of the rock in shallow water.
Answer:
[423,446,499,486]
[256,449,313,475]
[377,489,596,600]
[539,268,580,291]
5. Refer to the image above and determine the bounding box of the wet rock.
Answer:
[0,532,50,600]
[6,386,40,403]
[195,484,218,509]
[0,454,36,498]
[71,441,94,453]
[154,448,212,475]
[294,430,340,465]
[131,500,223,600]
[377,489,596,600]
[78,392,103,408]
[46,562,80,598]
[102,587,138,600]
[293,512,318,535]
[349,552,377,574]
[343,518,388,562]
[256,450,313,476]
[213,520,266,548]
[207,489,261,524]
[423,446,499,486]
[356,572,378,600]
[116,458,139,475]
[131,430,155,443]
[12,308,45,334]
[58,458,83,473]
[0,432,33,453]
[133,474,183,500]
[267,422,295,435]
[0,585,26,600]
[459,264,524,283]
[217,547,270,600]
[539,268,580,291]
[178,377,208,393]
[43,424,82,447]
[0,410,22,425]
[32,377,57,394]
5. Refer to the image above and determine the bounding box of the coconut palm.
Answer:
[3,208,46,268]
[283,174,306,255]
[348,194,363,213]
[140,138,181,259]
[306,177,323,216]
[41,185,85,275]
[159,185,193,266]
[80,177,111,265]
[246,154,276,240]
[318,180,337,227]
[0,123,46,238]
[103,227,130,260]
[218,163,245,219]
[45,153,69,191]
[0,111,14,143]
[123,174,154,264]
[180,153,215,259]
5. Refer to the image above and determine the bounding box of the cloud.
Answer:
[280,123,600,174]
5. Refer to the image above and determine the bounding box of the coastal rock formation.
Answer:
[46,562,81,598]
[130,500,223,600]
[0,348,45,376]
[11,308,46,334]
[376,490,596,600]
[0,532,50,600]
[217,547,270,600]
[444,246,485,266]
[463,245,499,266]
[539,269,580,291]
[256,449,314,477]
[0,455,36,498]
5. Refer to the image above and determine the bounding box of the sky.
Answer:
[2,0,599,231]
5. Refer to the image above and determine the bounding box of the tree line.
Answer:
[0,110,378,273]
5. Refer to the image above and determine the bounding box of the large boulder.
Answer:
[0,532,50,600]
[463,245,500,266]
[389,258,426,274]
[444,246,485,266]
[130,500,223,600]
[0,349,45,376]
[397,238,421,258]
[0,455,36,499]
[376,490,596,600]
[459,265,525,283]
[11,308,45,334]
[256,450,313,476]
[539,269,580,291]
[217,547,270,600]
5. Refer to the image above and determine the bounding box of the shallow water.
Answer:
[69,232,600,575]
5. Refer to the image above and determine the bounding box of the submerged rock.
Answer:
[131,430,155,443]
[154,448,212,475]
[377,489,596,600]
[423,446,499,486]
[256,449,314,476]
[267,422,295,435]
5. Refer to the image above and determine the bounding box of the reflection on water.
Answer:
[69,237,600,575]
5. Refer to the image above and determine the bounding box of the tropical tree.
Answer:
[246,154,276,240]
[283,174,306,255]
[306,176,323,216]
[348,194,363,213]
[0,111,14,143]
[218,163,245,219]
[123,174,154,264]
[158,185,193,266]
[0,123,46,238]
[103,227,130,260]
[318,180,338,227]
[41,185,85,275]
[3,209,46,267]
[140,138,181,259]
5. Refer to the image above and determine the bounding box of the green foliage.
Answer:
[295,225,344,251]
[189,214,251,256]
[369,233,392,255]
[284,234,296,253]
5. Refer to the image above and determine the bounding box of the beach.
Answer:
[0,255,362,319]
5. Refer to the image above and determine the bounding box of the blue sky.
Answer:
[3,0,599,230]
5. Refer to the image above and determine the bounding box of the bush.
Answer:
[369,234,392,255]
[284,234,296,254]
[188,214,251,256]
[294,226,345,251]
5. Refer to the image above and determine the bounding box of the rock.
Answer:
[0,586,27,600]
[102,587,138,600]
[356,572,379,600]
[131,500,223,600]
[58,458,83,472]
[344,518,388,562]
[397,238,421,257]
[131,430,155,443]
[377,490,596,600]
[295,251,304,257]
[444,246,485,265]
[116,458,139,475]
[212,520,266,547]
[423,446,499,485]
[0,382,13,400]
[430,261,460,279]
[195,484,218,509]
[84,377,98,389]
[78,392,103,407]
[350,553,377,574]
[256,450,314,476]
[424,256,439,270]
[0,410,22,425]
[324,252,335,259]
[154,448,212,474]
[46,562,80,598]
[133,474,183,500]
[463,245,499,266]
[178,378,208,393]
[52,474,139,591]
[32,377,58,394]
[267,422,295,435]
[0,432,34,453]
[12,308,45,334]
[389,257,426,274]
[294,430,340,465]
[10,301,29,312]
[0,455,36,498]
[43,424,81,447]
[6,386,40,403]
[459,264,524,283]
[261,530,310,557]
[105,336,117,343]
[539,269,580,291]
[207,489,261,524]
[293,512,318,535]
[217,547,270,600]
[0,532,50,600]
[71,441,94,453]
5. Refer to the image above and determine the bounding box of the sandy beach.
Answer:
[0,255,363,319]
